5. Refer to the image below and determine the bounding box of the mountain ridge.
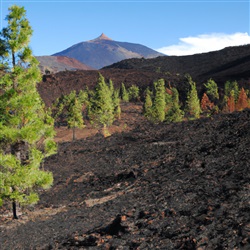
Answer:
[52,33,164,69]
[104,43,250,85]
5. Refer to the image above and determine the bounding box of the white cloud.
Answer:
[157,32,250,56]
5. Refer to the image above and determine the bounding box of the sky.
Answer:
[0,0,249,56]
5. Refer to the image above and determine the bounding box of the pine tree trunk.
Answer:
[72,127,76,141]
[12,201,18,219]
[11,142,25,220]
[12,50,17,89]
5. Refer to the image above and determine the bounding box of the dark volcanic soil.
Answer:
[0,104,250,249]
[38,69,183,107]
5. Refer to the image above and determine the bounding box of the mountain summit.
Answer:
[89,33,113,42]
[53,34,164,69]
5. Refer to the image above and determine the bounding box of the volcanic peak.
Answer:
[90,33,113,42]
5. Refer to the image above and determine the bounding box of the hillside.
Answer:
[104,44,250,87]
[38,69,182,106]
[1,41,250,250]
[37,44,250,108]
[0,103,249,249]
[36,55,94,74]
[52,33,164,69]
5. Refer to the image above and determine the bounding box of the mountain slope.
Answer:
[36,56,94,74]
[104,44,250,85]
[52,33,164,69]
[38,43,250,108]
[1,105,249,249]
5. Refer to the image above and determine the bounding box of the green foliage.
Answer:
[121,83,129,102]
[156,67,161,73]
[222,80,239,111]
[78,89,89,104]
[204,78,219,100]
[186,75,201,119]
[224,80,239,102]
[54,90,87,140]
[165,88,184,122]
[128,84,140,101]
[113,88,121,119]
[0,5,56,214]
[89,73,115,127]
[109,79,121,119]
[109,79,114,96]
[152,79,166,123]
[165,88,173,114]
[66,91,85,140]
[0,38,8,60]
[144,79,166,123]
[143,87,153,118]
[1,5,32,65]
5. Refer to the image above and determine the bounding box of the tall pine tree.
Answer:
[143,87,153,119]
[166,87,184,122]
[236,87,249,111]
[204,79,219,101]
[89,73,115,128]
[128,84,140,102]
[186,75,201,119]
[54,90,87,141]
[152,79,166,123]
[112,88,121,120]
[121,83,129,102]
[0,5,57,219]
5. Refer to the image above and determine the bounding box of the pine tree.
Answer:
[204,79,219,101]
[200,93,215,113]
[121,83,129,102]
[223,81,240,112]
[113,88,121,120]
[128,84,140,102]
[0,5,57,219]
[227,90,235,113]
[166,87,184,122]
[236,87,249,111]
[165,88,173,115]
[224,80,239,103]
[152,79,166,123]
[109,79,114,96]
[186,75,201,119]
[108,79,121,119]
[0,37,7,61]
[89,73,114,128]
[143,87,153,119]
[55,90,86,141]
[67,91,86,141]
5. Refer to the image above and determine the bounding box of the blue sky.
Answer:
[0,0,249,56]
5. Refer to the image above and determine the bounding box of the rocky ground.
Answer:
[0,103,250,249]
[37,69,182,107]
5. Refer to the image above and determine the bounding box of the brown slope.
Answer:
[36,55,94,74]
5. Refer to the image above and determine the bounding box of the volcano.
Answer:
[52,33,164,69]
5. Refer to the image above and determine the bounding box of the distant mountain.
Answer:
[36,55,94,74]
[52,33,164,69]
[104,44,250,85]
